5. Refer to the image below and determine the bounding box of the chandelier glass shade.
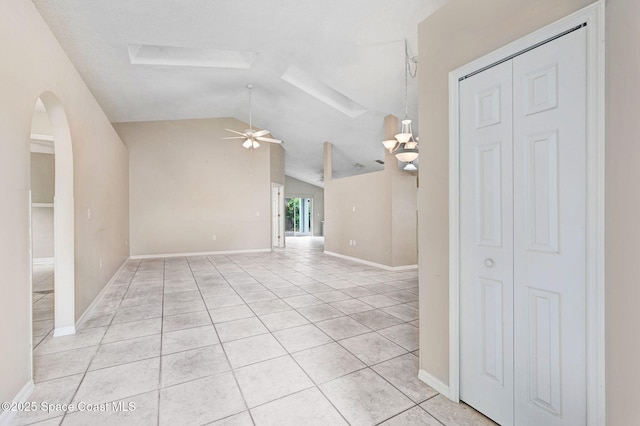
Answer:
[394,142,419,163]
[403,162,418,171]
[382,139,397,150]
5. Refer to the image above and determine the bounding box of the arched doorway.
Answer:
[30,92,75,338]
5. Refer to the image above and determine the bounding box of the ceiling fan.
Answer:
[222,84,282,149]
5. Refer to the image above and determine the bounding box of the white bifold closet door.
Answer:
[459,27,586,426]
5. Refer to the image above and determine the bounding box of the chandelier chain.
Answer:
[404,39,418,119]
[248,84,253,130]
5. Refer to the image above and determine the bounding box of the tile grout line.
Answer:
[197,255,257,425]
[223,254,351,426]
[156,256,167,426]
[210,254,284,426]
[56,258,141,424]
[221,254,422,426]
[220,253,349,424]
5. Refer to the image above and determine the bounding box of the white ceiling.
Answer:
[32,0,445,186]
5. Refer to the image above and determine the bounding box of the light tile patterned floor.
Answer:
[14,237,495,425]
[32,264,55,349]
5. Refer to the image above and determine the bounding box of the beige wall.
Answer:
[270,144,285,186]
[285,176,324,237]
[325,169,417,267]
[392,173,418,266]
[31,207,54,259]
[30,153,54,203]
[418,0,640,424]
[0,0,129,408]
[605,1,640,424]
[31,110,53,136]
[115,118,275,256]
[31,153,55,259]
[325,171,392,265]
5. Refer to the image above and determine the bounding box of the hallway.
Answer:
[32,264,54,348]
[16,244,492,425]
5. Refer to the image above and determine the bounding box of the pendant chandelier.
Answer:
[383,39,419,164]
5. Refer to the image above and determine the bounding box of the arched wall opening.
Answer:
[31,92,75,337]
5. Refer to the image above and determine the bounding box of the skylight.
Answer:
[281,65,367,118]
[127,44,256,69]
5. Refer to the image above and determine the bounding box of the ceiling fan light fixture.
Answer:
[222,83,283,150]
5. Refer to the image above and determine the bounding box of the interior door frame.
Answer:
[271,183,285,248]
[285,193,314,236]
[447,2,605,425]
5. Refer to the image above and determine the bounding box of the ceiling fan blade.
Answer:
[221,136,246,140]
[225,128,247,137]
[253,129,270,137]
[256,136,283,144]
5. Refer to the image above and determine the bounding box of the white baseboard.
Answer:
[53,325,76,337]
[130,248,272,260]
[0,380,34,425]
[324,251,418,271]
[418,369,452,399]
[33,257,54,265]
[75,258,130,328]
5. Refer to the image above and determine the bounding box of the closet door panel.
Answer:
[512,27,587,426]
[459,60,514,426]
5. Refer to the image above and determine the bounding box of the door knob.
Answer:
[484,258,495,268]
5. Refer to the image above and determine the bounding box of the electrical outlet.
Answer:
[257,211,260,216]
[212,234,217,241]
[87,208,92,220]
[352,206,356,212]
[353,240,357,246]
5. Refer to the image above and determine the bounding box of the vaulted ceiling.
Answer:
[32,0,445,185]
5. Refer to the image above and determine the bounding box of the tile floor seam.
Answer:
[312,376,357,426]
[368,357,433,405]
[219,261,334,423]
[57,258,142,425]
[301,360,371,387]
[372,403,445,426]
[190,254,255,425]
[320,321,402,366]
[245,381,318,411]
[371,403,421,425]
[99,330,162,345]
[416,398,450,426]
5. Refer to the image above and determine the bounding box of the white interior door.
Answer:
[512,28,587,426]
[271,184,284,248]
[459,26,587,426]
[459,60,515,426]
